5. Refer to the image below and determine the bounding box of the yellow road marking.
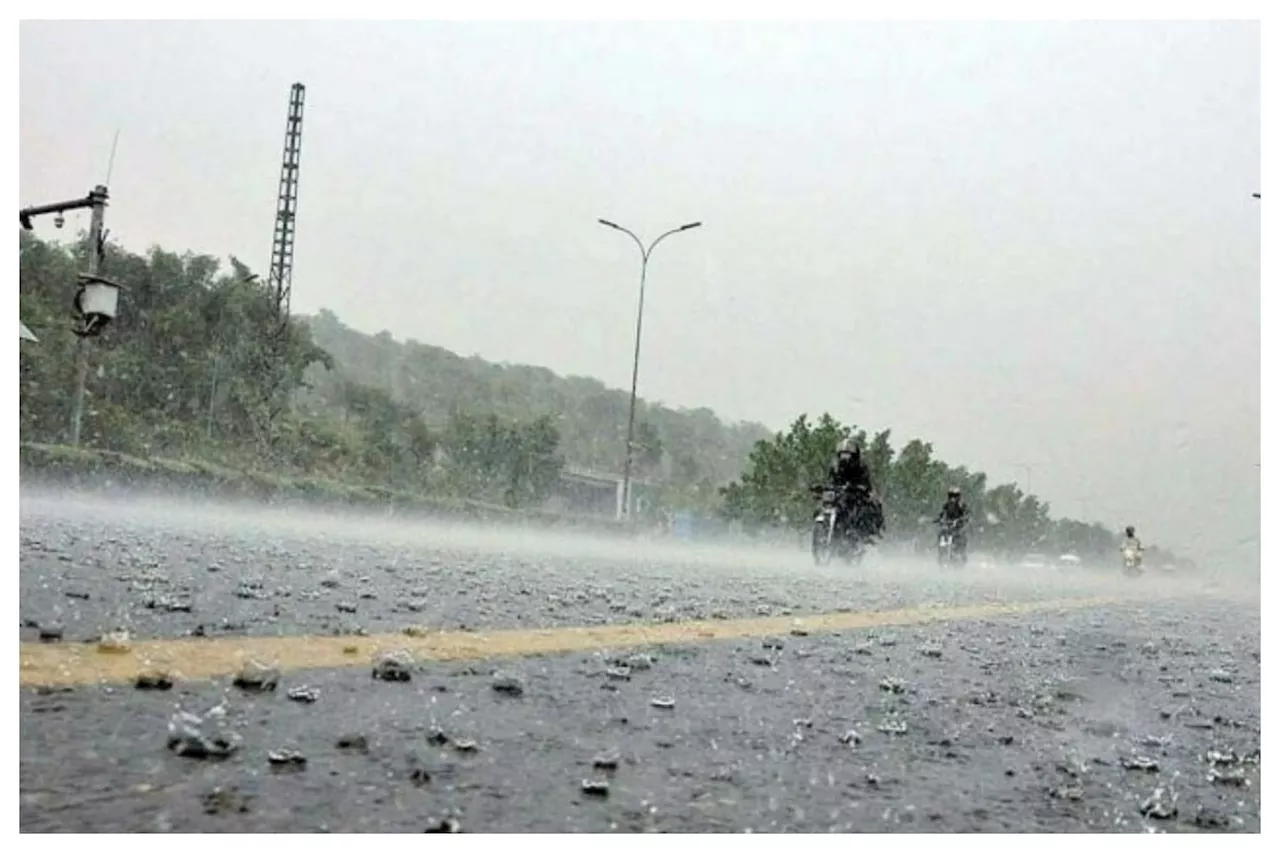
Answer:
[19,596,1118,688]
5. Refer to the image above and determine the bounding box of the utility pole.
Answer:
[267,83,305,328]
[20,184,114,448]
[257,83,306,449]
[69,188,109,447]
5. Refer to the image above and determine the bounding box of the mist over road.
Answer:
[18,489,1261,833]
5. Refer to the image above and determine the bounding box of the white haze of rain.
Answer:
[17,20,1260,572]
[20,488,1261,607]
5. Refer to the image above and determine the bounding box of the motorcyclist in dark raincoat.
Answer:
[827,439,883,539]
[936,486,970,555]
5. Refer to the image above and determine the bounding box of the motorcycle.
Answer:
[936,518,967,568]
[810,484,866,566]
[1122,544,1144,577]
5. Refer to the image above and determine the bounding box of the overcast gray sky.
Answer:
[19,21,1260,567]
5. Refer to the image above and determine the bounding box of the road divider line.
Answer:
[19,596,1118,688]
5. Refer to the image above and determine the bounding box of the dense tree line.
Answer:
[18,231,1192,566]
[720,413,1191,567]
[17,232,565,508]
[18,232,762,511]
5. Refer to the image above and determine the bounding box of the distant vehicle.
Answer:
[1019,553,1048,570]
[1057,553,1082,570]
[1121,543,1144,577]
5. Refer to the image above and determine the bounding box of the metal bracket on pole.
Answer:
[20,185,108,231]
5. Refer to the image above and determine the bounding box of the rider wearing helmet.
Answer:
[936,486,970,552]
[829,438,872,494]
[1122,525,1143,555]
[937,487,969,526]
[826,439,883,537]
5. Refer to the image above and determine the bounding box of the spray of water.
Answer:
[19,483,1258,611]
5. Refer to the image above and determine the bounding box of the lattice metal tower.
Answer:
[267,82,305,326]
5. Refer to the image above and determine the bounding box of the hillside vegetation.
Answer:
[18,232,765,513]
[18,231,1192,569]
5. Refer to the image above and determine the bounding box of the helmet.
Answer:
[1125,525,1135,537]
[947,487,961,498]
[837,438,857,455]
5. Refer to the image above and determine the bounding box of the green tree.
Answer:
[632,420,664,476]
[19,231,330,458]
[504,416,565,508]
[437,411,564,508]
[720,413,854,530]
[882,439,946,537]
[718,410,1185,564]
[865,429,895,498]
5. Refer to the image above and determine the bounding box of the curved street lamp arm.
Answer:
[598,219,646,260]
[645,221,703,260]
[599,219,702,262]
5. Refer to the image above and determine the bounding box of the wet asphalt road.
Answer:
[18,491,1262,833]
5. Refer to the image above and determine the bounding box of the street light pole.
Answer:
[598,218,702,520]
